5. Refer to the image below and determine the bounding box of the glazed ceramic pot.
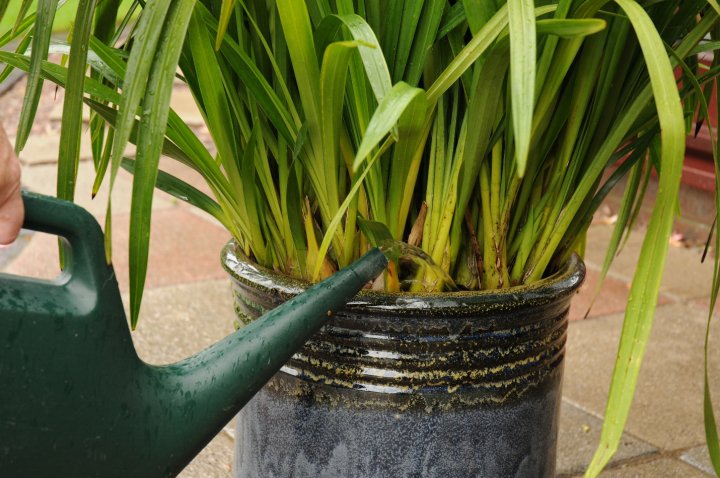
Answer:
[222,242,585,478]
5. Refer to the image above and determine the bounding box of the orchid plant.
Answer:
[4,0,720,475]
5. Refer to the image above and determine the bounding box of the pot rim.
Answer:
[222,240,586,312]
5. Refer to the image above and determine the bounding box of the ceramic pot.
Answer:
[222,243,585,478]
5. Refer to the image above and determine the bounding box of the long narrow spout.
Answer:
[141,249,387,476]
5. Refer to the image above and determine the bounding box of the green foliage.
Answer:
[15,0,56,154]
[5,1,720,476]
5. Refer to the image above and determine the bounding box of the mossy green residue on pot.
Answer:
[222,241,585,410]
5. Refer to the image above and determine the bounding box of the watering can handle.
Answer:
[0,192,114,315]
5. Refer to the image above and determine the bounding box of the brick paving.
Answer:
[1,76,718,477]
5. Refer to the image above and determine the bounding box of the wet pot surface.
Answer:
[223,244,585,478]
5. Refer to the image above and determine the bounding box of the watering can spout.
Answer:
[0,192,387,477]
[152,248,388,470]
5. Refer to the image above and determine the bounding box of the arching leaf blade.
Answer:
[352,81,426,172]
[128,0,196,328]
[122,157,229,229]
[585,0,687,474]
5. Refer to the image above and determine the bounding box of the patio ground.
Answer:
[1,76,719,477]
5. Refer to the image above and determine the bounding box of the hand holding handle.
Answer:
[0,192,116,318]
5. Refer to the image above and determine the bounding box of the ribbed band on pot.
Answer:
[223,242,585,404]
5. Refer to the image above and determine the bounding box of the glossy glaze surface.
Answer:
[223,243,585,477]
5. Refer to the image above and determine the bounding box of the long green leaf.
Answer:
[214,30,297,145]
[391,1,423,83]
[507,0,536,177]
[352,81,426,172]
[13,0,33,34]
[586,0,687,474]
[324,14,392,102]
[706,363,720,475]
[93,0,121,43]
[0,51,122,103]
[88,0,120,171]
[15,0,57,153]
[708,0,720,16]
[54,0,96,268]
[404,0,444,86]
[186,6,267,263]
[57,0,96,203]
[122,157,229,228]
[276,0,321,150]
[586,154,646,317]
[319,39,358,236]
[127,0,196,328]
[0,32,31,84]
[705,217,720,473]
[536,19,606,38]
[186,9,237,174]
[214,0,236,50]
[107,0,172,225]
[427,4,509,104]
[429,4,558,103]
[704,20,720,477]
[47,40,122,85]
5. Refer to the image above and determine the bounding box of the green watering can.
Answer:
[0,192,387,477]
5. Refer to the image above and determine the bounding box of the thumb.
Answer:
[0,184,23,245]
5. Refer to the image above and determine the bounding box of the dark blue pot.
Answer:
[223,245,585,478]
